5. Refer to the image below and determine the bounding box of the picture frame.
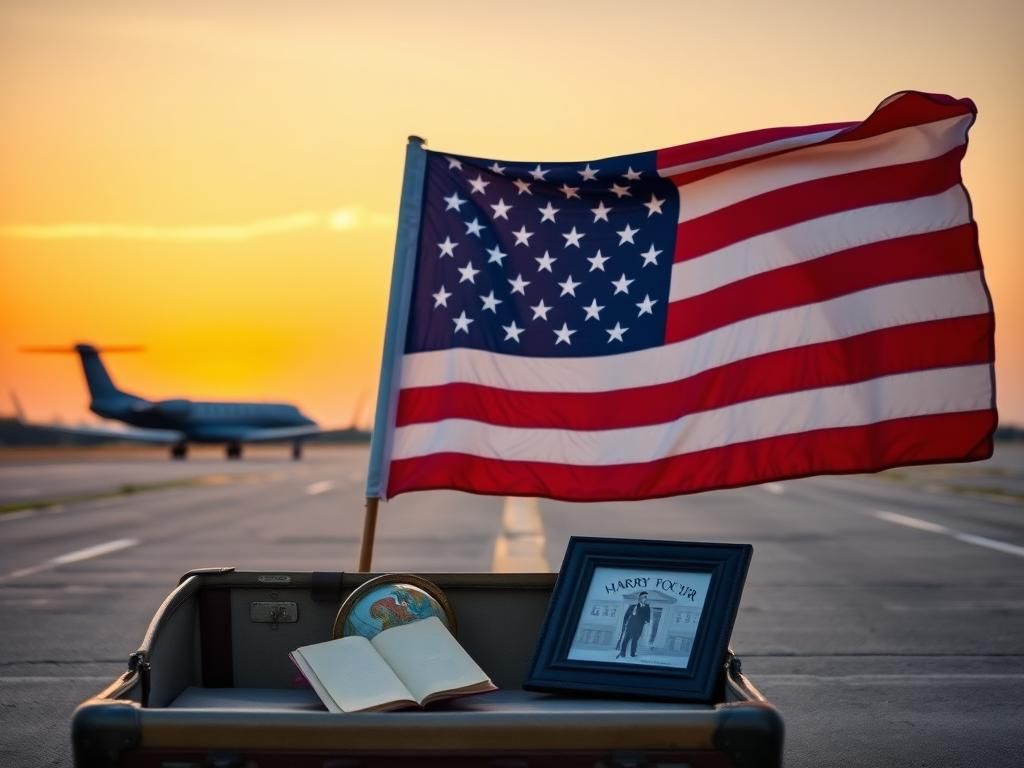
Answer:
[332,573,458,640]
[524,537,752,703]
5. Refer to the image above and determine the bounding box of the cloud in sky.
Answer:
[0,207,394,241]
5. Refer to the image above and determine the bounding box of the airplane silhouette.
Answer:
[22,344,320,460]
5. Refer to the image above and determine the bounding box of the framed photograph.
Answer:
[524,537,752,703]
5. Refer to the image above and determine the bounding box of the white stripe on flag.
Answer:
[657,127,847,178]
[398,272,990,393]
[676,114,972,223]
[391,364,992,464]
[669,186,971,302]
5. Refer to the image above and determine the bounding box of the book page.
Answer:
[371,616,495,705]
[292,635,415,713]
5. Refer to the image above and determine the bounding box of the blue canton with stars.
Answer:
[406,150,680,357]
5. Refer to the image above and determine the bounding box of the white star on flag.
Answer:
[438,236,458,257]
[535,251,556,272]
[481,291,502,312]
[432,285,451,308]
[562,226,585,247]
[444,192,466,211]
[583,298,604,320]
[554,322,577,345]
[606,322,628,342]
[640,245,662,267]
[502,321,524,342]
[513,178,532,195]
[490,199,512,219]
[617,224,639,244]
[531,299,552,320]
[587,250,609,271]
[458,262,480,283]
[508,274,530,295]
[465,218,485,237]
[610,183,632,198]
[591,201,612,222]
[452,311,473,333]
[612,274,634,294]
[486,245,507,265]
[644,194,665,216]
[558,275,581,297]
[578,164,599,181]
[636,294,658,316]
[538,202,560,222]
[513,226,534,246]
[468,175,490,195]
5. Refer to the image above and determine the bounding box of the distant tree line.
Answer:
[995,425,1024,442]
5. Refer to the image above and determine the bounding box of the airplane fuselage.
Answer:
[90,397,317,443]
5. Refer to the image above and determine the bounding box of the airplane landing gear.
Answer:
[171,442,188,460]
[226,441,243,460]
[292,440,303,461]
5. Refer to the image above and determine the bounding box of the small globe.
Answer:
[341,582,452,640]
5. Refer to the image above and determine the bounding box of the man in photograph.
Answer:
[615,592,651,658]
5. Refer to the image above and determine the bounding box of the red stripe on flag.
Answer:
[825,92,975,148]
[665,225,979,343]
[655,121,853,170]
[660,93,974,187]
[386,411,996,501]
[673,148,967,263]
[395,315,992,431]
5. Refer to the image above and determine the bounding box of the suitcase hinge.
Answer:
[128,650,152,707]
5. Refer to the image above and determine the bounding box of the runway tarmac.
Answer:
[1,443,1022,767]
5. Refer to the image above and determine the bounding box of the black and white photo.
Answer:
[567,566,711,668]
[526,536,751,702]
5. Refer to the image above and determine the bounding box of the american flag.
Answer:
[369,91,996,501]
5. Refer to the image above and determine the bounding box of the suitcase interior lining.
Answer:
[141,573,744,709]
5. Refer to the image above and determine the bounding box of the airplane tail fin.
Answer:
[21,344,143,402]
[9,391,26,423]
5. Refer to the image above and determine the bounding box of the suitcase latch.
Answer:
[249,601,298,628]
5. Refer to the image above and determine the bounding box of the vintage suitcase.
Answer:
[72,568,783,767]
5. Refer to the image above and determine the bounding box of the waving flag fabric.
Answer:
[368,91,995,501]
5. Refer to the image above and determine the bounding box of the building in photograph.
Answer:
[572,589,701,659]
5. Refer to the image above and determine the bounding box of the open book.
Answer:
[289,616,497,713]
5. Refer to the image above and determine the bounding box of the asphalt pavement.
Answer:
[1,443,1022,767]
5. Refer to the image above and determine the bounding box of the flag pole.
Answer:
[359,497,379,572]
[360,135,429,571]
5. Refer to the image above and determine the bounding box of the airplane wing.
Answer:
[3,418,182,445]
[44,423,183,444]
[239,425,323,443]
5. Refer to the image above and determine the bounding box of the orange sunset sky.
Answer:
[2,1,1022,430]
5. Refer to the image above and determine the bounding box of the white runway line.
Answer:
[873,510,950,534]
[953,532,1024,558]
[0,510,38,523]
[491,497,550,572]
[2,538,140,580]
[872,510,1024,558]
[305,480,335,496]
